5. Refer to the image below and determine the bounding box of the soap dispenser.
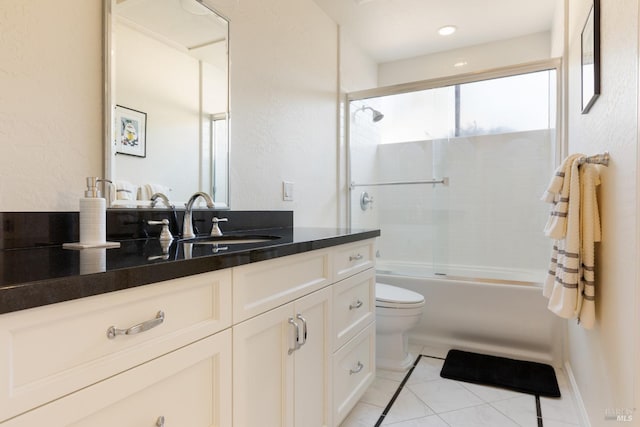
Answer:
[80,177,109,245]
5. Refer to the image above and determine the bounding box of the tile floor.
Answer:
[340,345,582,427]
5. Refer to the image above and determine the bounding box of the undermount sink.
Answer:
[181,235,280,245]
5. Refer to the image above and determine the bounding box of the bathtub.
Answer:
[376,266,565,366]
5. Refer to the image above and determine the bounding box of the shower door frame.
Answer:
[345,58,564,228]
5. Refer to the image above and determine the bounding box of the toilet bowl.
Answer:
[375,282,425,371]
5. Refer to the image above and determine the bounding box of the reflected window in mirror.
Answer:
[105,0,230,208]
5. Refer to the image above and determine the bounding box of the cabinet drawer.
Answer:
[332,322,375,426]
[332,269,375,351]
[333,239,375,281]
[232,248,331,323]
[0,270,231,422]
[2,329,232,427]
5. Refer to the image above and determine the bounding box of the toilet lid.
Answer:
[376,283,425,307]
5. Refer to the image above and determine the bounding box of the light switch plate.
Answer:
[283,181,294,201]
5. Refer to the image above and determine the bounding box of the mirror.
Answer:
[105,0,229,208]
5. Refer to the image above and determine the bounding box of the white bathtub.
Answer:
[376,269,565,366]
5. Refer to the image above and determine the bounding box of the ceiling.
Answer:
[312,0,560,64]
[115,0,228,66]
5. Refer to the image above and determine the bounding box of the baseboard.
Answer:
[564,361,591,427]
[409,333,557,366]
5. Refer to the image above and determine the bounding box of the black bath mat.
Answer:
[440,349,561,398]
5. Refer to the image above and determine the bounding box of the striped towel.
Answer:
[577,164,601,328]
[541,153,583,240]
[109,180,138,201]
[542,156,601,329]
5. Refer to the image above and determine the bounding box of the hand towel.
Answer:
[577,163,601,329]
[542,156,602,329]
[113,180,138,201]
[544,156,582,318]
[541,153,584,240]
[138,183,171,200]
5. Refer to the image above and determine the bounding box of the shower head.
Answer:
[359,106,384,122]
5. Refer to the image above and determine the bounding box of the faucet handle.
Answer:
[210,217,228,237]
[147,219,174,241]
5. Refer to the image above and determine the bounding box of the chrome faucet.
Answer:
[182,192,215,239]
[150,192,174,209]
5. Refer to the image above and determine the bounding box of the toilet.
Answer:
[375,282,425,371]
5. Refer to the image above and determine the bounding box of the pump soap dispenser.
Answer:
[63,177,120,250]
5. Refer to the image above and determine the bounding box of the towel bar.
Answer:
[578,152,609,166]
[350,178,449,189]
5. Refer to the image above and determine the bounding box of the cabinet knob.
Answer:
[156,416,165,427]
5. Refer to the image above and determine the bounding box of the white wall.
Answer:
[378,32,552,87]
[565,0,639,425]
[205,0,339,227]
[0,0,341,228]
[0,0,103,211]
[336,30,378,227]
[339,30,378,93]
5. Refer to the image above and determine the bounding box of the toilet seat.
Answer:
[375,283,425,309]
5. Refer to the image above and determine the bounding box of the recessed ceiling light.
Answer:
[454,61,468,67]
[438,25,457,36]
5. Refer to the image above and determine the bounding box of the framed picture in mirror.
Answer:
[115,105,147,157]
[581,0,600,114]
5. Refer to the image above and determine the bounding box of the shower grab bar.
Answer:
[350,177,448,189]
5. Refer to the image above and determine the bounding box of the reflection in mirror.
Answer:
[105,0,229,208]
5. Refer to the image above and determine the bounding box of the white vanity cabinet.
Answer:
[0,270,233,426]
[233,286,332,427]
[0,237,377,427]
[232,248,334,426]
[232,239,376,427]
[330,252,376,426]
[1,330,232,427]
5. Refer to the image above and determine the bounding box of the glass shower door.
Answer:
[348,65,558,284]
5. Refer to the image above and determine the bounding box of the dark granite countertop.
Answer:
[0,226,380,315]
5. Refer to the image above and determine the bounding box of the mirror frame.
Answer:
[103,0,231,207]
[580,0,600,114]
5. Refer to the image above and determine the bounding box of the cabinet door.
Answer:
[2,330,232,427]
[293,287,332,427]
[233,303,295,427]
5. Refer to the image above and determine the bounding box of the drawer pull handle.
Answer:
[349,254,364,262]
[296,314,308,347]
[107,311,165,339]
[350,361,364,375]
[288,317,301,355]
[156,416,165,427]
[349,300,363,310]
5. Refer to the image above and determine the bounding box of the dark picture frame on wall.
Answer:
[115,105,147,157]
[581,0,600,114]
